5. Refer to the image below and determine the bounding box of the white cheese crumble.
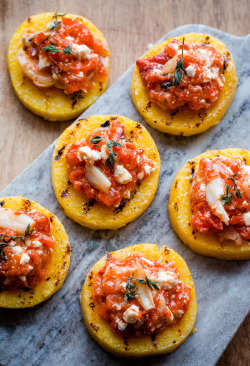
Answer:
[20,252,30,264]
[123,305,140,324]
[144,164,154,175]
[22,33,34,47]
[116,318,127,331]
[114,164,132,184]
[156,271,179,290]
[38,54,51,70]
[12,246,23,254]
[71,43,92,60]
[137,172,144,180]
[198,48,212,67]
[186,65,196,77]
[243,212,250,226]
[77,146,101,165]
[205,178,229,225]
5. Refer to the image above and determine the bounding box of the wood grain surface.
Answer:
[0,0,249,365]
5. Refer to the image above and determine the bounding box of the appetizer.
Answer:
[131,33,238,136]
[169,149,250,259]
[80,243,197,358]
[8,12,110,121]
[51,115,160,230]
[0,196,71,308]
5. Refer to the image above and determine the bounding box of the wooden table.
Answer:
[0,0,249,364]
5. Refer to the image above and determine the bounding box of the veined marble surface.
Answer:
[0,24,249,366]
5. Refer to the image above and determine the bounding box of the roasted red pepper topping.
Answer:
[66,119,156,208]
[137,39,225,111]
[191,156,250,244]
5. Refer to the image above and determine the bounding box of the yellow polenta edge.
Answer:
[51,115,161,230]
[168,148,250,260]
[131,33,238,136]
[0,196,71,308]
[8,12,110,121]
[80,243,197,358]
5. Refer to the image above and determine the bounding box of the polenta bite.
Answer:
[169,149,250,260]
[80,244,197,358]
[51,115,160,230]
[131,33,238,135]
[8,12,110,121]
[0,196,70,308]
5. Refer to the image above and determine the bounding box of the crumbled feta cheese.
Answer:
[174,310,184,318]
[20,252,30,264]
[137,172,144,180]
[22,33,34,47]
[27,265,33,273]
[116,318,127,331]
[152,68,163,76]
[186,65,196,77]
[19,275,26,282]
[71,43,92,60]
[100,146,109,160]
[66,36,74,42]
[123,305,140,324]
[114,164,132,184]
[243,212,250,226]
[156,271,179,290]
[198,48,212,67]
[12,246,23,254]
[206,178,229,225]
[30,240,42,248]
[144,164,154,175]
[77,146,101,165]
[38,54,51,70]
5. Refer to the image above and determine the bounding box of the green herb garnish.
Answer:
[42,45,60,53]
[227,173,242,199]
[124,276,138,302]
[222,184,233,204]
[50,20,61,30]
[90,136,122,167]
[222,173,242,205]
[71,91,84,99]
[173,38,186,87]
[53,12,67,19]
[0,224,35,261]
[63,44,74,55]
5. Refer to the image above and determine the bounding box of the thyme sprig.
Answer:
[49,20,61,31]
[42,45,60,53]
[0,224,35,261]
[63,44,74,55]
[173,38,186,87]
[90,136,123,167]
[53,12,67,19]
[124,276,138,302]
[222,184,233,204]
[124,274,159,302]
[222,173,242,205]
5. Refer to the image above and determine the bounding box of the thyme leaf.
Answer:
[50,20,61,30]
[71,91,84,99]
[226,173,242,199]
[172,38,186,87]
[42,45,60,53]
[90,136,122,167]
[124,276,138,302]
[0,224,35,261]
[145,276,160,290]
[53,12,67,19]
[222,184,233,205]
[63,44,74,55]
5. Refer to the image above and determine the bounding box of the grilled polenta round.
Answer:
[80,243,197,358]
[51,115,160,230]
[0,196,71,308]
[8,12,110,121]
[131,33,238,136]
[168,149,250,260]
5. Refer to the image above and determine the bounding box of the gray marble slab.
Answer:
[0,24,249,366]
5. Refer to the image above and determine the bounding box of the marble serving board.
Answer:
[0,24,249,366]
